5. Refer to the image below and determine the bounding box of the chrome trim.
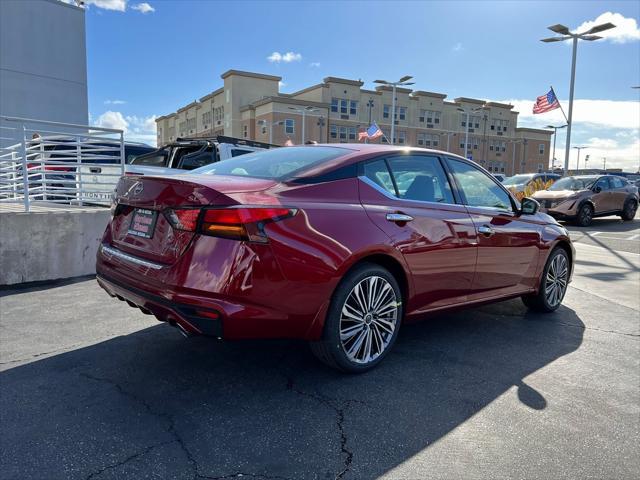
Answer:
[386,213,414,222]
[100,245,164,270]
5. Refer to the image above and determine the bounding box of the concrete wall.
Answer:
[0,0,88,134]
[0,209,110,285]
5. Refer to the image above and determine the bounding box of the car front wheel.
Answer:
[310,263,402,373]
[522,247,570,312]
[576,204,593,227]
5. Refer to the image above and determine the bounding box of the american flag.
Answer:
[358,122,383,141]
[533,89,560,114]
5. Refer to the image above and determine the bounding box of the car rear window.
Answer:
[193,146,350,180]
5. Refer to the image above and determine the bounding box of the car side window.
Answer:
[447,158,513,211]
[363,159,396,196]
[610,177,625,189]
[386,155,454,203]
[595,177,610,191]
[231,148,254,157]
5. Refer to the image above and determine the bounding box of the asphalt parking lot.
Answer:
[1,215,639,480]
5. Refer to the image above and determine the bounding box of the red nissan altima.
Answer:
[96,145,574,372]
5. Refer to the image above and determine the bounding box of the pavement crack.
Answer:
[198,472,292,480]
[555,321,640,338]
[79,372,201,479]
[283,373,357,480]
[84,440,175,479]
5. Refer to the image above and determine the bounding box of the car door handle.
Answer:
[478,225,494,236]
[90,167,102,174]
[386,213,414,223]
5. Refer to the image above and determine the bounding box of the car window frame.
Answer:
[358,152,462,207]
[443,156,518,214]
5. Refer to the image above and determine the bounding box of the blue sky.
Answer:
[84,0,640,170]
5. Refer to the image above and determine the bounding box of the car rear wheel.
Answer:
[521,247,569,312]
[576,204,593,227]
[620,200,638,221]
[310,263,402,373]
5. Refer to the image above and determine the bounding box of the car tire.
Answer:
[521,247,570,313]
[620,200,638,221]
[310,263,403,373]
[576,203,593,227]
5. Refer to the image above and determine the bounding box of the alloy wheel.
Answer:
[340,276,399,364]
[544,253,568,307]
[579,205,593,226]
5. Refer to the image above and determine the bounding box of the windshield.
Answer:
[192,146,349,180]
[503,174,534,185]
[548,176,597,191]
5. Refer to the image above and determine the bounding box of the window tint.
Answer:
[595,177,610,191]
[131,152,168,167]
[610,176,625,189]
[448,158,512,211]
[386,155,454,203]
[193,146,349,180]
[231,148,253,157]
[363,159,395,195]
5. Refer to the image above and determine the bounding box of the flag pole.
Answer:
[551,86,569,124]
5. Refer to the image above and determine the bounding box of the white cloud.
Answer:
[502,98,640,130]
[104,99,126,105]
[95,111,128,131]
[501,98,640,171]
[85,0,126,11]
[575,12,640,43]
[94,111,156,146]
[309,62,321,68]
[452,42,463,52]
[267,51,302,63]
[131,2,154,13]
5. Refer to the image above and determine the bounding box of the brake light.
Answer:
[164,207,296,242]
[165,209,200,231]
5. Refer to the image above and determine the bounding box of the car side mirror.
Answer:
[594,186,602,193]
[520,197,540,215]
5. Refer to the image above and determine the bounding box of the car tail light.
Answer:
[165,209,200,231]
[164,206,296,243]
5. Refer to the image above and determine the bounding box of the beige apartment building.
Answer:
[156,70,552,176]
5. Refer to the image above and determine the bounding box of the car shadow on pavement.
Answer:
[0,300,584,480]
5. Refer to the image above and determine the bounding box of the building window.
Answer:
[539,143,545,155]
[243,125,248,138]
[397,130,406,144]
[285,119,295,134]
[340,99,348,115]
[383,104,390,119]
[348,127,356,140]
[331,98,339,113]
[330,124,337,139]
[350,100,358,116]
[417,132,439,147]
[339,126,347,141]
[398,107,406,121]
[381,128,390,143]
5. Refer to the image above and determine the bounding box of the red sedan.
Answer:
[96,145,574,372]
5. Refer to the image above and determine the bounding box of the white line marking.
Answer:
[574,242,640,256]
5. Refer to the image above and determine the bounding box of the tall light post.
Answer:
[584,154,590,171]
[457,106,485,160]
[509,139,523,176]
[603,157,607,171]
[541,21,616,176]
[288,106,320,144]
[257,119,284,145]
[573,146,587,172]
[373,76,414,144]
[546,124,567,171]
[444,132,456,152]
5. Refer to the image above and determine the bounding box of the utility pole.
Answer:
[573,146,587,172]
[546,124,568,171]
[541,21,616,175]
[374,76,414,144]
[366,98,374,143]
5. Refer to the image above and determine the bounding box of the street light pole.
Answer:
[541,21,616,176]
[573,146,586,172]
[603,157,607,171]
[457,106,484,159]
[374,76,415,145]
[289,106,319,144]
[546,124,567,171]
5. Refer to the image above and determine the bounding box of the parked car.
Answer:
[126,136,274,176]
[532,175,639,226]
[503,172,561,193]
[96,145,574,372]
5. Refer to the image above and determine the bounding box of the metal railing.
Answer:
[0,116,125,211]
